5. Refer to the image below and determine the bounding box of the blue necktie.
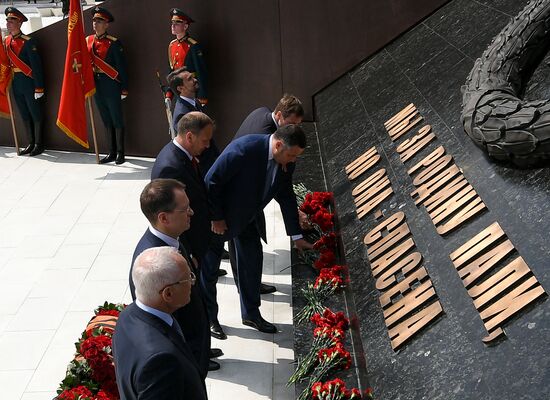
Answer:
[172,318,185,341]
[263,159,277,201]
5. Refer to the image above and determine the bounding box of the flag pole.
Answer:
[87,98,99,164]
[0,29,18,155]
[79,1,99,164]
[6,89,19,155]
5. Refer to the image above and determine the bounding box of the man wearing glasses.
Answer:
[114,246,207,400]
[129,178,221,379]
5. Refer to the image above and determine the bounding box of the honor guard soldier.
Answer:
[87,7,128,165]
[4,7,45,156]
[169,9,208,106]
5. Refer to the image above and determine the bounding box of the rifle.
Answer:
[156,70,176,139]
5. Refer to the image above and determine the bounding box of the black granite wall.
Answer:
[313,0,550,399]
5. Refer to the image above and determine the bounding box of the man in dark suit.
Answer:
[114,246,207,400]
[231,94,304,295]
[234,94,304,140]
[205,125,313,333]
[150,113,227,340]
[129,178,221,377]
[167,66,219,175]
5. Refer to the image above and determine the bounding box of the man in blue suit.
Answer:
[231,94,305,295]
[129,178,221,377]
[114,246,207,400]
[205,125,313,333]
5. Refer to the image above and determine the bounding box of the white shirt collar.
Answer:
[172,138,193,161]
[148,225,180,249]
[271,112,279,127]
[180,95,196,107]
[268,134,274,162]
[135,299,174,327]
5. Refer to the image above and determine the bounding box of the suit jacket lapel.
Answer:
[265,111,277,133]
[133,304,201,372]
[170,143,206,190]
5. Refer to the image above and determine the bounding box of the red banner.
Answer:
[56,0,95,148]
[0,39,12,119]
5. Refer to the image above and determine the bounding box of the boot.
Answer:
[99,127,116,164]
[19,120,35,155]
[115,128,125,165]
[29,121,44,156]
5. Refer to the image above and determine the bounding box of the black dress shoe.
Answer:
[260,283,277,294]
[115,152,125,165]
[210,322,227,340]
[99,153,116,164]
[217,268,227,277]
[209,348,223,358]
[242,316,277,333]
[19,144,34,155]
[29,144,44,156]
[221,249,230,259]
[208,360,220,371]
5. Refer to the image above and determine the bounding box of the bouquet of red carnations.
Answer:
[56,302,126,400]
[311,378,363,400]
[289,309,350,386]
[294,265,346,325]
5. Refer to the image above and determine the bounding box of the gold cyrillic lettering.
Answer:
[352,168,386,196]
[379,266,428,308]
[384,280,437,328]
[412,155,453,186]
[357,187,394,219]
[388,301,443,350]
[423,175,468,211]
[385,103,415,131]
[470,257,531,308]
[368,222,410,261]
[354,176,391,208]
[346,147,380,181]
[364,212,405,246]
[371,238,415,278]
[412,165,461,205]
[396,126,436,162]
[388,113,424,141]
[481,278,546,334]
[458,240,515,288]
[375,252,423,291]
[407,146,446,176]
[435,197,486,235]
[450,222,505,269]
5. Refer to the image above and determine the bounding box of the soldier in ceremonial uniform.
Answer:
[4,7,45,156]
[169,8,208,106]
[87,7,128,165]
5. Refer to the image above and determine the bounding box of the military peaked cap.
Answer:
[170,8,194,23]
[5,7,28,22]
[92,6,114,23]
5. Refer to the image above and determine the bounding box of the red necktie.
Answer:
[191,157,199,174]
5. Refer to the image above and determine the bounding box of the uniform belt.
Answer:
[13,68,22,73]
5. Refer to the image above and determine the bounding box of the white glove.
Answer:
[121,94,127,100]
[34,92,44,100]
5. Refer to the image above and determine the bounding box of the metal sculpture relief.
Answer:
[461,0,550,166]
